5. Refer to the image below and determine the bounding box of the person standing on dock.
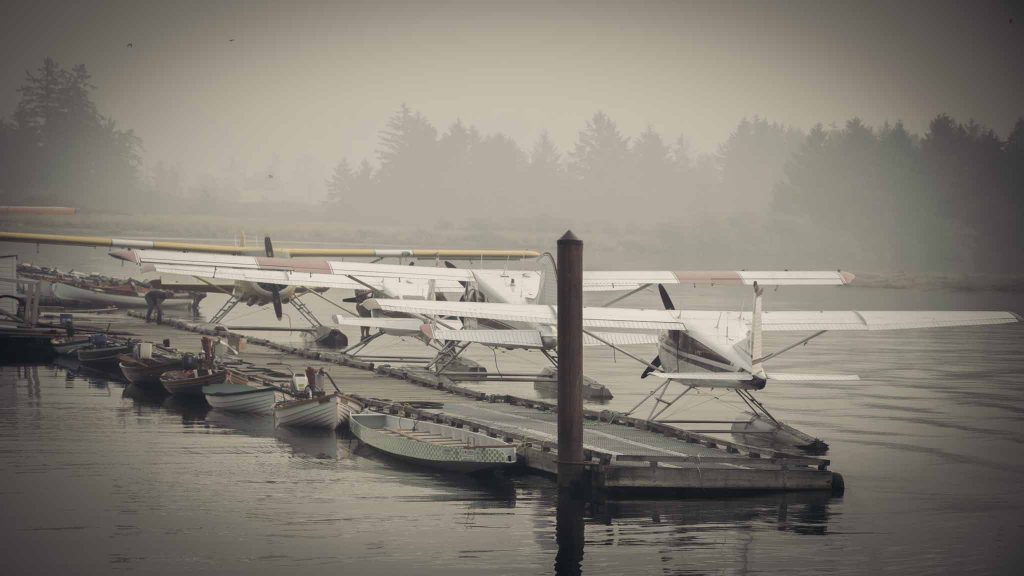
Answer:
[144,289,170,324]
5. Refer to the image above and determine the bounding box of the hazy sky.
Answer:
[1,0,1021,185]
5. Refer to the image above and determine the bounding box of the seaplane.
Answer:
[0,231,538,346]
[100,244,859,365]
[359,281,1020,452]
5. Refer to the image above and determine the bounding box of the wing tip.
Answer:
[840,271,856,285]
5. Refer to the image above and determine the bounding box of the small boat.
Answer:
[273,394,340,430]
[160,369,227,396]
[335,393,364,425]
[730,413,829,455]
[50,335,93,355]
[203,382,279,414]
[349,413,517,473]
[118,354,183,387]
[77,342,133,370]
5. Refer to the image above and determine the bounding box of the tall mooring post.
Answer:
[557,230,585,494]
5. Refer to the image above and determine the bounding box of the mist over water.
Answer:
[2,1,1023,573]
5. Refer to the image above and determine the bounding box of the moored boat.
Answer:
[335,393,364,426]
[118,354,184,387]
[77,341,133,370]
[160,369,227,396]
[203,382,279,414]
[349,413,517,473]
[273,394,341,430]
[50,335,93,355]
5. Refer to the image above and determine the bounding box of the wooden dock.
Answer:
[97,312,842,497]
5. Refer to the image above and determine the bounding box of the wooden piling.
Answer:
[557,230,585,494]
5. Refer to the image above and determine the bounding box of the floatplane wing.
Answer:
[0,232,539,259]
[365,299,1020,332]
[364,299,692,331]
[112,250,472,292]
[99,245,854,293]
[582,270,854,290]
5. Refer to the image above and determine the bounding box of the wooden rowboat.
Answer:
[273,394,340,430]
[50,335,93,356]
[203,382,279,414]
[160,369,227,396]
[335,393,364,425]
[118,354,183,387]
[77,343,133,372]
[349,413,517,474]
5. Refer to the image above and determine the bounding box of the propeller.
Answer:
[264,236,283,320]
[641,355,662,379]
[342,290,372,304]
[445,261,469,289]
[658,284,675,310]
[640,284,675,378]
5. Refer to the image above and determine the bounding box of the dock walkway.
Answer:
[115,312,840,496]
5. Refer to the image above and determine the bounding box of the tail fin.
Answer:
[533,252,558,305]
[750,282,766,378]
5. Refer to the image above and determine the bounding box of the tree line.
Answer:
[1,59,1020,271]
[0,58,143,209]
[329,106,1022,271]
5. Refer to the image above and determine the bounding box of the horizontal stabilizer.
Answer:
[764,373,860,381]
[649,372,754,381]
[647,372,763,390]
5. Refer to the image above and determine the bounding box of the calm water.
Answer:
[2,243,1023,574]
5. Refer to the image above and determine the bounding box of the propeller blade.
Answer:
[271,287,283,319]
[658,284,675,310]
[445,261,469,289]
[264,236,274,258]
[641,355,662,379]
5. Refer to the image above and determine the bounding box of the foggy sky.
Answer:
[1,0,1021,188]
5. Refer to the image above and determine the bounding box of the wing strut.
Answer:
[583,329,663,375]
[599,283,651,307]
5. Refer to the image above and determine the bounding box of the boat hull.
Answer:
[273,395,341,429]
[77,345,132,369]
[203,383,279,414]
[160,369,227,396]
[119,357,183,387]
[51,336,93,356]
[350,413,517,474]
[335,394,364,426]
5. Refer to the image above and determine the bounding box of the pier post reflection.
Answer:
[554,488,586,576]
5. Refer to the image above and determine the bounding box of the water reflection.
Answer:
[555,490,586,576]
[53,355,122,387]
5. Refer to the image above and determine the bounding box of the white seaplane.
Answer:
[359,281,1019,452]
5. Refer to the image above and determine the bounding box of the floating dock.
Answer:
[44,311,843,497]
